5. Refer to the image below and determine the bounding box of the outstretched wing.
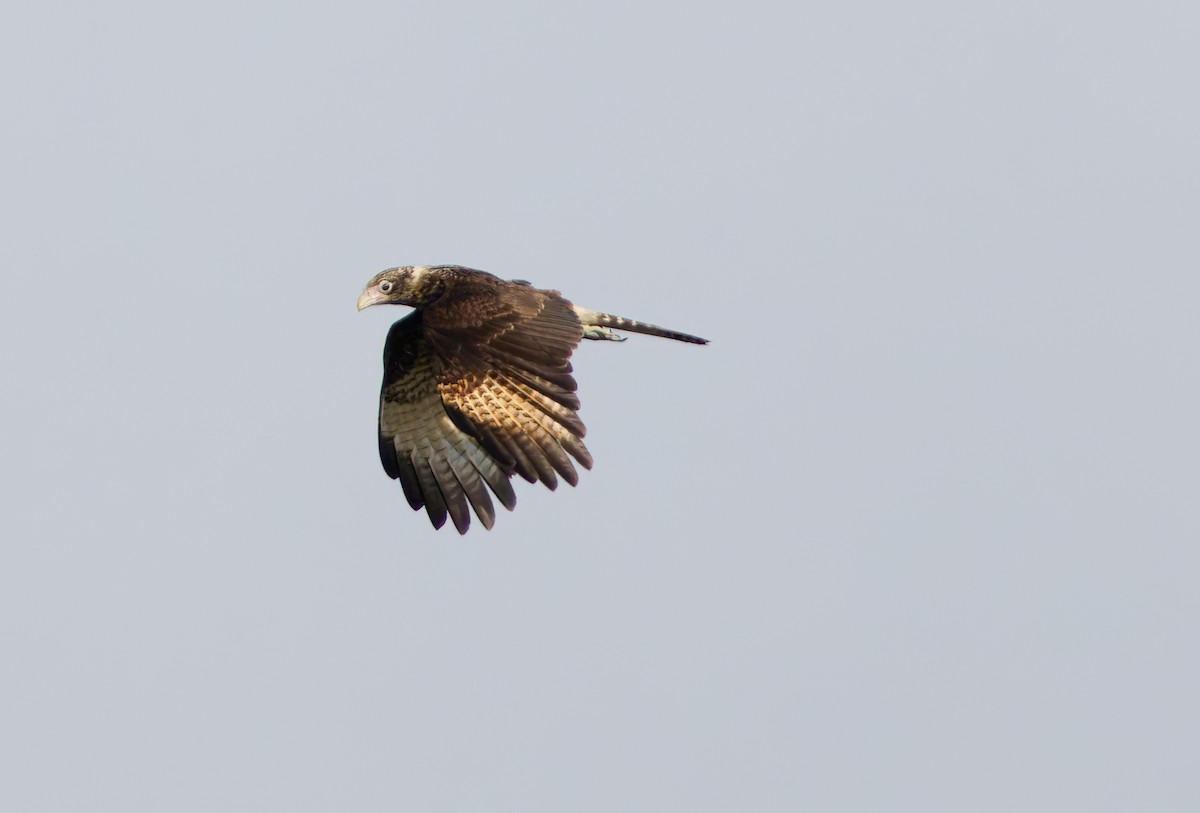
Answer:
[422,281,593,495]
[377,313,517,534]
[376,284,592,533]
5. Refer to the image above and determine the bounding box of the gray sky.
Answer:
[2,1,1198,810]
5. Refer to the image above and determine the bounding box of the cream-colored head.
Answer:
[356,266,438,310]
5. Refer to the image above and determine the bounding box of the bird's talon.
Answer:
[583,327,626,342]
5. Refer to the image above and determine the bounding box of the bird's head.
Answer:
[356,266,442,311]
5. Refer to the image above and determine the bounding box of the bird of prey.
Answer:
[357,265,708,533]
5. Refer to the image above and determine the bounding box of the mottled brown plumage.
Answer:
[357,265,707,533]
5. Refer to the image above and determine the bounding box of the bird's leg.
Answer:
[581,326,626,342]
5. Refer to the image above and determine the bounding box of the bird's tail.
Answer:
[573,306,709,345]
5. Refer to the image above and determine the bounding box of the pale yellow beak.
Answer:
[357,289,384,311]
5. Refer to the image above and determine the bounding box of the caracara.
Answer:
[357,265,707,533]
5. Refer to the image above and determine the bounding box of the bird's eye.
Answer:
[379,280,393,293]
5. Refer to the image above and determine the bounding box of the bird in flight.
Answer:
[357,265,708,533]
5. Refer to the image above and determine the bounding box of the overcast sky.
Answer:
[2,1,1198,811]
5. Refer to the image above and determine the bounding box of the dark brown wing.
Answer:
[377,312,517,534]
[421,279,593,493]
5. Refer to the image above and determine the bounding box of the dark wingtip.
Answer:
[494,479,517,512]
[427,508,448,530]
